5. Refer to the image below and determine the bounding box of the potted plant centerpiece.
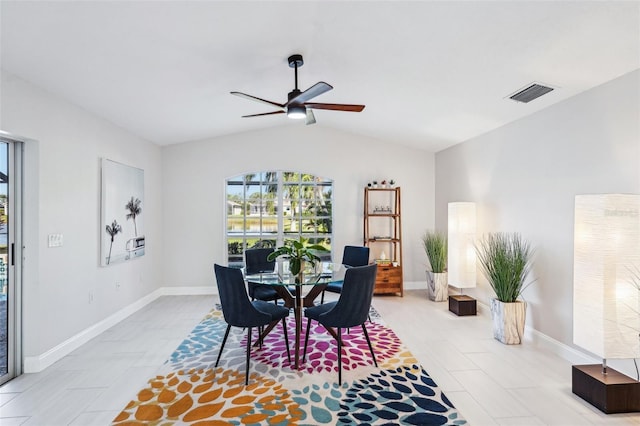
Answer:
[422,231,448,301]
[476,232,534,344]
[267,237,329,284]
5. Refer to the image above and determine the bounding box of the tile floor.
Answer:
[0,290,639,425]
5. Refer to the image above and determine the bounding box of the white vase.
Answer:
[426,271,448,302]
[490,299,526,344]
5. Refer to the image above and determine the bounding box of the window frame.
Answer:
[225,171,333,268]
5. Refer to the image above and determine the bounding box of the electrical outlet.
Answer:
[48,234,63,247]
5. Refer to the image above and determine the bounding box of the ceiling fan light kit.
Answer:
[287,105,306,120]
[231,54,365,125]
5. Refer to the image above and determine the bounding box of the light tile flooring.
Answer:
[0,290,639,425]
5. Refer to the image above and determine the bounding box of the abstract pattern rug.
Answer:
[113,305,466,425]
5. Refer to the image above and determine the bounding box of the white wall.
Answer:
[436,70,640,353]
[161,125,434,288]
[0,71,164,365]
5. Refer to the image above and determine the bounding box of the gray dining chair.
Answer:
[302,263,378,384]
[214,264,291,385]
[245,248,281,304]
[320,245,370,303]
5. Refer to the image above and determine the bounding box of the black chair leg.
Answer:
[362,324,377,367]
[337,327,343,385]
[282,317,291,364]
[215,324,231,368]
[320,291,325,304]
[302,318,312,363]
[245,326,252,386]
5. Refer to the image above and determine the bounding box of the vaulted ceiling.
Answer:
[1,1,638,151]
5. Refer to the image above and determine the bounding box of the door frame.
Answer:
[0,132,24,386]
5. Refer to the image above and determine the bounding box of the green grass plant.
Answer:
[476,232,533,303]
[422,231,447,273]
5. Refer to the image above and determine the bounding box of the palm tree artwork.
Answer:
[105,220,122,265]
[125,196,142,236]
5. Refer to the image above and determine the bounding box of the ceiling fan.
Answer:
[231,54,365,125]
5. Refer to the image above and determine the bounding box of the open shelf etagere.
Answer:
[364,186,403,296]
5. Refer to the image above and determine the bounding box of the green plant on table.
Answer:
[422,231,447,273]
[267,237,329,279]
[475,232,533,303]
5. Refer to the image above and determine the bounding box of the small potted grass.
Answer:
[476,232,534,344]
[422,231,448,301]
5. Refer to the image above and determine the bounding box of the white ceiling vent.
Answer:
[508,83,554,103]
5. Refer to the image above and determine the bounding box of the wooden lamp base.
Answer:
[572,364,640,414]
[448,294,477,316]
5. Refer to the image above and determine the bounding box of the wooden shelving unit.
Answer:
[364,187,403,296]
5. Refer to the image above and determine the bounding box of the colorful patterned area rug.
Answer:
[112,304,466,425]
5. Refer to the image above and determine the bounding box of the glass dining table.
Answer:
[245,264,344,370]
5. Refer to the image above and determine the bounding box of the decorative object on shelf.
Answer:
[572,194,640,414]
[373,205,392,213]
[375,250,391,265]
[364,186,403,296]
[476,232,534,344]
[422,231,448,302]
[267,237,329,284]
[367,182,372,188]
[372,180,378,188]
[389,179,396,187]
[447,202,477,315]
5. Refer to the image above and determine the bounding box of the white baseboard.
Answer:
[403,280,426,290]
[24,289,164,373]
[23,286,217,373]
[27,284,635,378]
[474,299,640,378]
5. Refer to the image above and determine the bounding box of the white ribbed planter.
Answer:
[490,299,526,344]
[426,271,448,302]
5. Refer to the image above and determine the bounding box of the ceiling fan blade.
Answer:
[305,102,365,112]
[305,108,316,125]
[231,92,285,110]
[287,82,333,105]
[241,111,286,118]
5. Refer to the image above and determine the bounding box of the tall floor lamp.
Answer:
[572,194,640,413]
[447,202,477,316]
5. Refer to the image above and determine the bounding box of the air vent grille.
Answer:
[509,83,554,103]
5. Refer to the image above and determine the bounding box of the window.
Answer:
[226,171,333,267]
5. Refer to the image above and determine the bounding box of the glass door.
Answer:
[0,137,21,386]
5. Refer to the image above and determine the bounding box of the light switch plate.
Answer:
[48,234,63,247]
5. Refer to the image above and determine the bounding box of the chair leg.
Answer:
[245,326,252,386]
[362,324,378,367]
[320,290,325,304]
[215,324,232,368]
[302,318,312,363]
[282,317,291,364]
[337,327,343,385]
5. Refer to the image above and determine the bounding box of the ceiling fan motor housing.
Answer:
[288,89,302,102]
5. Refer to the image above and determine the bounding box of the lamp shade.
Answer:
[573,194,640,360]
[448,202,477,289]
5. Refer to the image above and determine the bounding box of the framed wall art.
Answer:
[100,158,145,266]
